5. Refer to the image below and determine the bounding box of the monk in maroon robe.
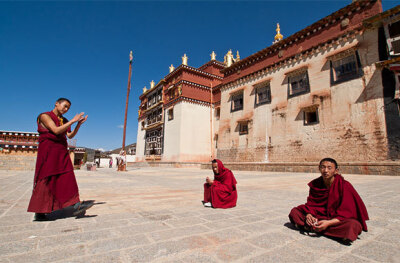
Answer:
[28,98,92,221]
[289,158,369,244]
[203,159,237,209]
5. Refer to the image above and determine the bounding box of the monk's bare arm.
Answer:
[67,115,88,139]
[40,114,78,135]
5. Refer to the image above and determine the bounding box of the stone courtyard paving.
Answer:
[0,167,400,262]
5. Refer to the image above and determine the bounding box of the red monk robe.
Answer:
[204,159,237,208]
[289,174,369,242]
[28,111,80,213]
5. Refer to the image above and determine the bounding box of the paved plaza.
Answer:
[0,167,399,262]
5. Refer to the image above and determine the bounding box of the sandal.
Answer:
[73,201,94,216]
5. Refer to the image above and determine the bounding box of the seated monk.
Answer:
[203,159,237,208]
[289,158,369,244]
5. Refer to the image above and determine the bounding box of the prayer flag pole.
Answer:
[119,51,133,172]
[210,82,214,160]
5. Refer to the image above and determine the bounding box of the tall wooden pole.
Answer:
[210,82,214,160]
[120,51,133,171]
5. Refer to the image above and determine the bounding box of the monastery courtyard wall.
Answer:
[1,167,399,262]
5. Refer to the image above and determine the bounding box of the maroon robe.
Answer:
[28,111,80,213]
[204,159,237,209]
[289,174,369,241]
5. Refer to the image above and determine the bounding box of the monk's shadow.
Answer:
[284,222,354,246]
[45,200,105,221]
[284,222,321,238]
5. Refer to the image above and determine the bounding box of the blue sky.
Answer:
[0,1,398,151]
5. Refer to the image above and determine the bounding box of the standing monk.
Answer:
[28,98,93,221]
[289,158,369,244]
[203,159,237,208]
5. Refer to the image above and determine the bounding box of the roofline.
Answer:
[221,0,378,74]
[165,64,223,82]
[0,130,39,135]
[363,4,400,27]
[198,60,225,70]
[139,79,165,99]
[221,29,361,89]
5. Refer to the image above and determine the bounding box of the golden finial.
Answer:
[210,51,216,61]
[182,54,188,65]
[150,80,155,89]
[236,51,240,62]
[143,86,147,93]
[129,51,133,62]
[169,64,175,73]
[224,50,234,67]
[274,23,283,43]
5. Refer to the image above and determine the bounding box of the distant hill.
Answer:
[78,143,136,161]
[107,143,136,155]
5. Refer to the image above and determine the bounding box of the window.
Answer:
[303,108,319,125]
[388,20,400,38]
[145,128,163,155]
[388,20,400,55]
[157,90,162,102]
[330,51,362,84]
[288,70,310,98]
[168,108,174,121]
[168,89,175,100]
[239,122,248,135]
[215,108,220,120]
[231,92,243,112]
[255,84,271,106]
[141,121,145,130]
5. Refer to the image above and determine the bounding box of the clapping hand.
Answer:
[206,177,213,185]
[78,115,88,125]
[72,112,85,123]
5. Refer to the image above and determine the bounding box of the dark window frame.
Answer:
[168,108,174,121]
[239,122,249,135]
[231,92,244,112]
[215,107,220,120]
[303,108,319,126]
[287,70,310,98]
[330,51,363,85]
[254,83,272,106]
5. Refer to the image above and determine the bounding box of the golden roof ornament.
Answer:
[150,80,155,89]
[236,51,240,62]
[182,54,188,65]
[142,86,147,93]
[274,23,283,43]
[224,50,234,67]
[210,51,216,61]
[169,64,175,73]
